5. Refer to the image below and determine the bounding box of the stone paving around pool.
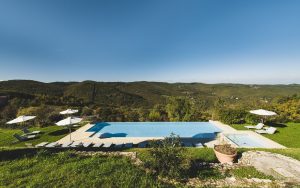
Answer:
[57,121,286,149]
[239,151,300,184]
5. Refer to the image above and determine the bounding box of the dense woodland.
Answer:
[0,80,300,128]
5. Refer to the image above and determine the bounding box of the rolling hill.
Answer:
[0,80,300,108]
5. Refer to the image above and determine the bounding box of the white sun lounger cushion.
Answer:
[256,127,277,134]
[245,123,264,129]
[35,142,49,148]
[195,143,203,148]
[93,143,103,147]
[45,142,61,148]
[61,141,74,147]
[70,141,83,147]
[83,142,93,147]
[103,143,113,148]
[31,130,41,134]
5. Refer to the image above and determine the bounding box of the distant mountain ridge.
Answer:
[1,80,300,108]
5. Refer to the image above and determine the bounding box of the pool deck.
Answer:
[57,121,286,149]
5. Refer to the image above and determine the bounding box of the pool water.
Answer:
[226,134,264,147]
[86,122,221,138]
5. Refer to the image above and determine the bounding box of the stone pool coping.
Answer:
[57,121,286,149]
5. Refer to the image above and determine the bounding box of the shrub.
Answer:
[81,106,93,116]
[17,106,59,127]
[216,109,247,124]
[148,110,161,121]
[244,113,260,124]
[214,144,237,155]
[146,133,190,179]
[48,113,64,123]
[166,97,193,121]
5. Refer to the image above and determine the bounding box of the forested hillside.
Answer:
[0,80,300,127]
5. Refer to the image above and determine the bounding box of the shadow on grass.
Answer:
[0,148,39,161]
[266,122,287,128]
[48,128,75,136]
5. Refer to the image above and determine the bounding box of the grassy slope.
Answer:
[0,151,165,188]
[0,126,71,147]
[0,148,281,187]
[231,122,300,148]
[132,147,300,162]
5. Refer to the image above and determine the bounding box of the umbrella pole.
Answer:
[69,126,72,141]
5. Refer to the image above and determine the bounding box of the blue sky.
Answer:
[0,0,300,84]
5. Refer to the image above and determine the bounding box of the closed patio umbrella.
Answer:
[56,117,82,141]
[250,109,277,123]
[60,109,78,115]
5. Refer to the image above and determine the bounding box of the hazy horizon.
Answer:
[1,79,300,86]
[1,0,300,84]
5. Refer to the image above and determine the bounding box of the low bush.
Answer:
[216,109,247,124]
[244,113,260,124]
[145,133,190,179]
[214,144,237,155]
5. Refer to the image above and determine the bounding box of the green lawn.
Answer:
[0,126,73,148]
[132,147,300,162]
[0,150,167,188]
[231,122,300,148]
[0,148,287,187]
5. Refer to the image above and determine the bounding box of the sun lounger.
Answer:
[83,142,93,147]
[256,127,277,134]
[26,134,37,139]
[45,142,61,148]
[35,142,49,148]
[93,143,104,148]
[195,143,203,148]
[70,141,83,147]
[23,128,41,135]
[138,142,148,148]
[102,142,113,148]
[124,143,133,148]
[114,143,124,149]
[183,142,194,147]
[61,141,74,148]
[245,123,264,130]
[13,133,37,141]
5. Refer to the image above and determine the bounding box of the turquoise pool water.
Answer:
[226,134,264,147]
[86,122,221,138]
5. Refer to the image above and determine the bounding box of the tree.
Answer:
[149,104,168,121]
[0,104,18,121]
[17,106,60,127]
[166,97,193,121]
[124,110,140,122]
[216,109,247,124]
[81,106,93,116]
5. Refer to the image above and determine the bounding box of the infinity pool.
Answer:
[86,122,221,138]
